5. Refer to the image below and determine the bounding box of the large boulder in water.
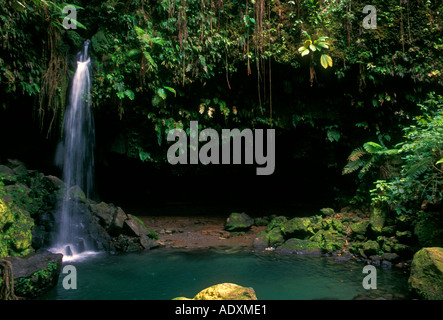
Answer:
[2,251,63,299]
[224,212,254,231]
[408,247,443,300]
[173,283,258,300]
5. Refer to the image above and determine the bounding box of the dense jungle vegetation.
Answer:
[1,0,443,217]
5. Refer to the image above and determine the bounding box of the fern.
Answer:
[343,141,399,179]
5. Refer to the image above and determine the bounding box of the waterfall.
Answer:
[51,40,98,261]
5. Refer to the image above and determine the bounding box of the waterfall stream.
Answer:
[51,40,98,261]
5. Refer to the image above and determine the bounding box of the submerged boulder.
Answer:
[408,247,443,300]
[174,283,258,300]
[224,212,254,232]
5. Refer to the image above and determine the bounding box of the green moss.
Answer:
[281,217,317,239]
[132,215,158,240]
[0,198,14,230]
[409,247,443,300]
[349,220,369,237]
[266,216,287,232]
[277,238,322,252]
[15,262,58,298]
[369,204,388,233]
[266,228,284,247]
[309,229,346,253]
[0,190,34,258]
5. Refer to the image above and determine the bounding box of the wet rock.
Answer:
[42,175,65,190]
[349,220,369,239]
[224,212,254,232]
[265,228,284,247]
[275,238,322,254]
[381,253,400,263]
[90,201,115,228]
[174,283,258,300]
[369,204,388,233]
[362,240,380,256]
[252,234,268,249]
[280,217,317,239]
[3,251,63,299]
[124,214,150,237]
[408,247,443,300]
[68,185,86,201]
[320,208,335,217]
[113,207,127,229]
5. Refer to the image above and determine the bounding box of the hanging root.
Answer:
[0,259,17,300]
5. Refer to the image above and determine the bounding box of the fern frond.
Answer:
[406,162,429,178]
[360,157,375,174]
[348,147,366,162]
[342,158,364,175]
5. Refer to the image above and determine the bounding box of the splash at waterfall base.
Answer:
[0,159,159,260]
[0,159,158,298]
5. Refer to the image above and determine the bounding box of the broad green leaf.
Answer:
[315,36,329,42]
[363,142,383,153]
[320,54,333,68]
[301,48,310,56]
[316,42,329,49]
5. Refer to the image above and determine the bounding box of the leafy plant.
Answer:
[370,93,443,214]
[298,31,332,69]
[342,140,398,180]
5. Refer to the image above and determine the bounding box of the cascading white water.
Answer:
[51,40,98,261]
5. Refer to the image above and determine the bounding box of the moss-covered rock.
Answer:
[320,208,335,217]
[4,251,63,299]
[265,228,285,247]
[320,217,347,234]
[408,247,443,300]
[369,204,388,233]
[276,238,322,254]
[349,220,369,239]
[224,212,254,232]
[362,240,380,256]
[280,217,317,239]
[266,216,287,232]
[0,197,34,258]
[174,283,258,300]
[310,229,346,253]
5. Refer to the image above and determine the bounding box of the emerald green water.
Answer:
[41,248,411,300]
